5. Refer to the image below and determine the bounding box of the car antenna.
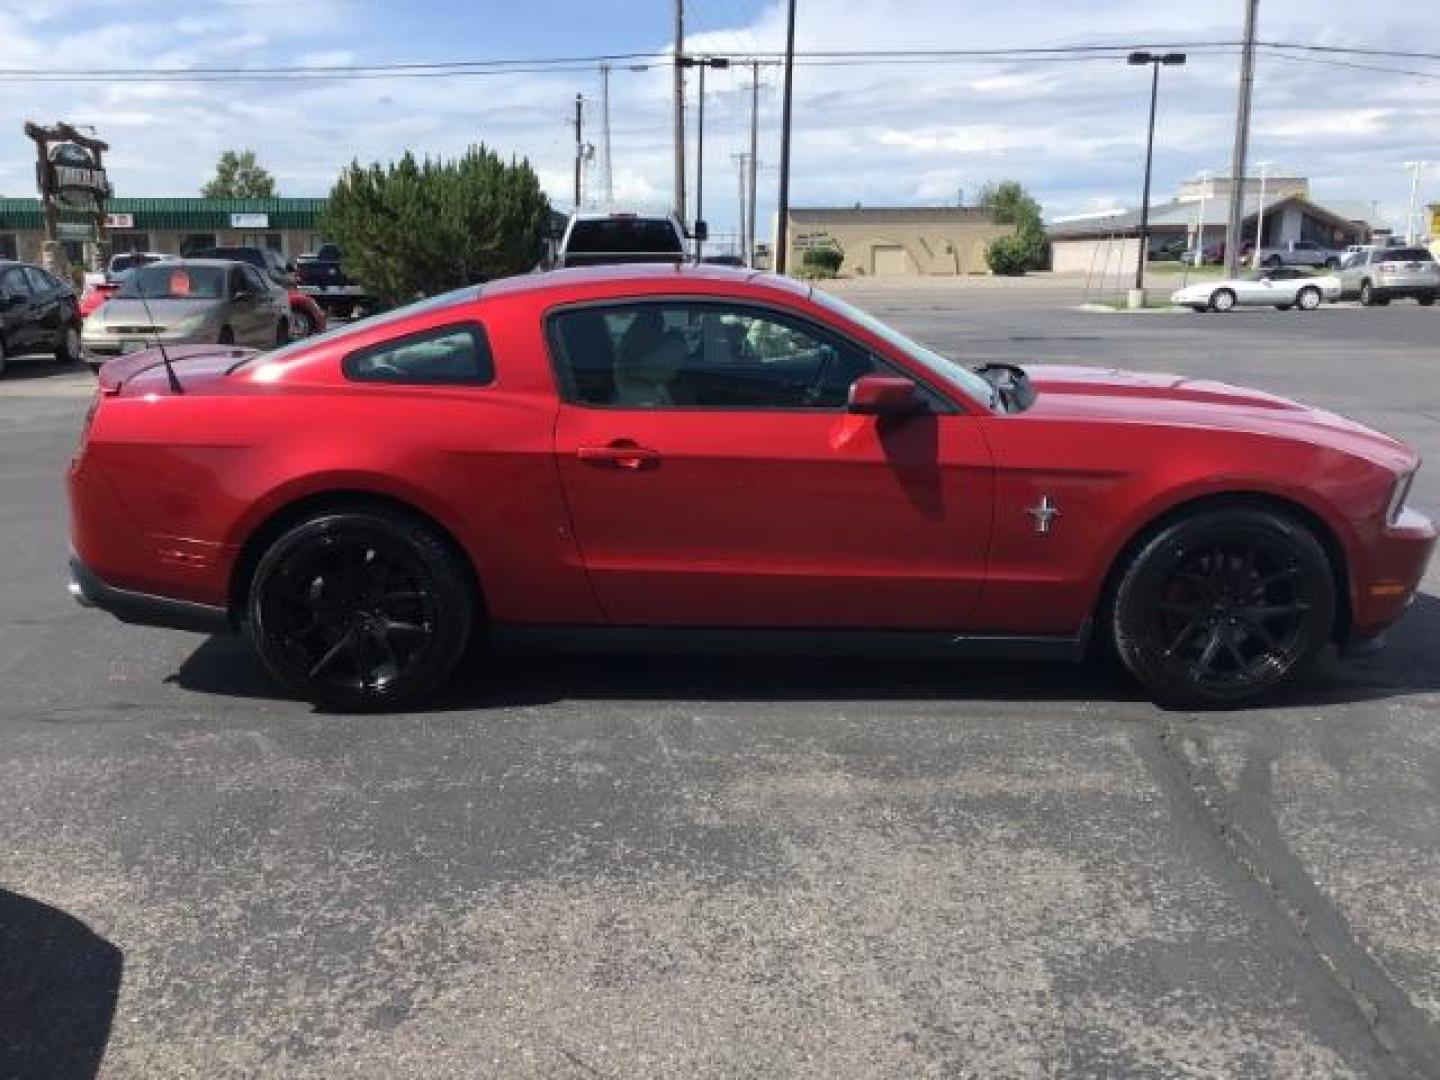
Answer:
[133,266,184,394]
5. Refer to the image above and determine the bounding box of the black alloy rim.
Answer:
[266,531,440,694]
[1149,537,1316,690]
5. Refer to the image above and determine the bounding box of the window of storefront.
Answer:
[109,232,153,254]
[181,233,217,255]
[0,234,16,260]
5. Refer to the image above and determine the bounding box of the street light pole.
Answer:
[678,55,729,258]
[1128,51,1186,301]
[1252,160,1272,261]
[774,0,797,275]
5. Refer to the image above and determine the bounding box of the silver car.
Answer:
[1171,265,1341,312]
[1337,246,1439,306]
[83,259,291,366]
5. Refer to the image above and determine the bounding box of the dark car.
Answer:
[295,243,367,318]
[192,246,293,287]
[0,260,82,376]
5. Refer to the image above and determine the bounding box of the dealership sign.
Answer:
[40,142,112,201]
[230,212,269,229]
[23,121,112,273]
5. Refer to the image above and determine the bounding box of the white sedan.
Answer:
[1171,266,1342,312]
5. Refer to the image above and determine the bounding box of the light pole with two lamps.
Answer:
[1128,50,1186,307]
[677,54,730,256]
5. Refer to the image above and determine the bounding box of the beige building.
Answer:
[782,206,1010,277]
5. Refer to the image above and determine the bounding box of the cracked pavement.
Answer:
[1,278,1438,1077]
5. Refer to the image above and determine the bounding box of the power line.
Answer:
[1263,49,1440,83]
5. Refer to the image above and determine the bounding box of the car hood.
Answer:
[91,298,224,326]
[1020,365,1416,471]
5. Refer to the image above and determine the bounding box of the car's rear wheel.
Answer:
[218,326,235,345]
[1359,280,1376,306]
[55,322,81,363]
[248,510,475,711]
[1419,293,1436,307]
[1210,288,1237,312]
[274,318,290,347]
[1297,286,1322,311]
[1110,507,1336,709]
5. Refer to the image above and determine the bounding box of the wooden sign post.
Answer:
[23,121,112,278]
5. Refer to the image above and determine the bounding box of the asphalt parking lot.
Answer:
[2,278,1439,1078]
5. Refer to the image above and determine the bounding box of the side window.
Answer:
[549,302,883,410]
[22,267,53,294]
[1,267,33,298]
[344,323,494,385]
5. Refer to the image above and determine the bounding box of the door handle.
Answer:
[576,442,660,470]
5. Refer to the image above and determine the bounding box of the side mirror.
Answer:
[848,374,922,417]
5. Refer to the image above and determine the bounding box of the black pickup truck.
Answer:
[295,244,368,318]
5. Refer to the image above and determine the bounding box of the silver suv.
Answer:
[1255,240,1342,270]
[1338,246,1439,306]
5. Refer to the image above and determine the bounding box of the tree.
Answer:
[320,145,551,309]
[202,150,277,198]
[979,180,1047,273]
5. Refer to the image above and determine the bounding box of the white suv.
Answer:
[1338,246,1439,306]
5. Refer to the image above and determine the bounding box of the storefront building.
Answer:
[0,197,327,266]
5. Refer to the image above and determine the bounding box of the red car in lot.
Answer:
[68,265,1434,711]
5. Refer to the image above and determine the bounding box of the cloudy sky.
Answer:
[1,0,1437,241]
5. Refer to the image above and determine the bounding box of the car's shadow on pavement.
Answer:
[0,357,89,382]
[169,594,1440,713]
[0,889,122,1079]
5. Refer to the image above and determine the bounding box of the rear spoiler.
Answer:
[96,345,256,395]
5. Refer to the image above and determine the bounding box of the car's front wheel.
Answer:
[1109,507,1336,708]
[290,305,315,338]
[1209,288,1237,312]
[1296,286,1322,311]
[247,509,475,711]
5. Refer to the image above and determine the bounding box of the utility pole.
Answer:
[572,93,584,210]
[1253,159,1272,257]
[598,64,614,208]
[774,0,797,274]
[673,0,686,224]
[1404,161,1429,244]
[1223,0,1259,278]
[733,152,750,260]
[748,60,760,267]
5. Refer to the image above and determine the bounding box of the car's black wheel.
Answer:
[274,318,290,347]
[218,326,235,345]
[55,321,82,363]
[248,510,475,711]
[1110,507,1336,709]
[0,336,7,378]
[1359,280,1376,306]
[1210,288,1237,312]
[1419,293,1436,307]
[1296,286,1322,311]
[1265,255,1283,269]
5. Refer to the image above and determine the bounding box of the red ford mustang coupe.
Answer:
[68,265,1434,710]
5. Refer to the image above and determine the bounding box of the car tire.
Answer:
[0,336,7,378]
[55,321,82,363]
[1110,507,1336,709]
[1359,280,1376,306]
[274,319,290,347]
[248,509,475,712]
[1265,255,1283,269]
[1324,257,1339,270]
[218,326,235,345]
[1209,288,1237,312]
[1419,293,1436,307]
[1296,286,1322,311]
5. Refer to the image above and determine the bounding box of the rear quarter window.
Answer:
[343,322,495,386]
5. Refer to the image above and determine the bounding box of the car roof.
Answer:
[483,263,809,302]
[144,258,246,269]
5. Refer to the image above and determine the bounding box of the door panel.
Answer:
[554,406,993,629]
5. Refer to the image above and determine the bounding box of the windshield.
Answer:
[196,247,265,268]
[119,264,227,300]
[566,219,682,255]
[807,287,997,409]
[228,284,482,372]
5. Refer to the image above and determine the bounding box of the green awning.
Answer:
[0,197,327,231]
